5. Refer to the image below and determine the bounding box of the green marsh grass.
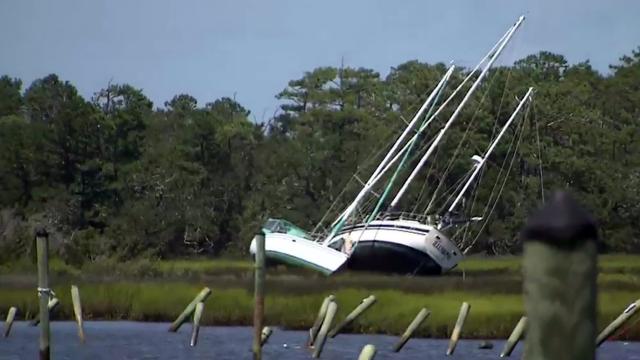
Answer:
[1,254,639,339]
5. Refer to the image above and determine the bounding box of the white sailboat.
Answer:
[249,16,532,275]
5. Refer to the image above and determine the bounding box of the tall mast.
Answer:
[322,17,522,243]
[367,65,454,222]
[447,87,534,214]
[388,15,525,209]
[324,66,454,236]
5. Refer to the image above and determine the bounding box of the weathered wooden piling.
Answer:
[358,344,377,360]
[596,299,640,347]
[71,285,85,342]
[446,301,470,355]
[260,326,273,346]
[36,227,51,360]
[309,294,335,346]
[500,316,527,357]
[393,308,430,352]
[168,287,211,332]
[312,300,338,358]
[3,306,17,338]
[189,302,204,347]
[30,298,60,327]
[522,191,598,360]
[253,232,266,360]
[328,295,376,338]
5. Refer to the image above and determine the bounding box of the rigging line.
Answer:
[458,97,529,250]
[457,67,514,243]
[435,168,477,215]
[534,101,545,203]
[313,125,399,233]
[422,66,503,215]
[411,142,442,213]
[463,100,530,254]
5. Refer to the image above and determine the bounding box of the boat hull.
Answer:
[249,233,349,275]
[328,220,463,275]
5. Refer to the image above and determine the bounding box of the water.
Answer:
[1,321,638,359]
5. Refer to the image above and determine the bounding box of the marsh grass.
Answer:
[1,254,639,339]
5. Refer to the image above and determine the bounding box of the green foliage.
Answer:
[1,47,640,265]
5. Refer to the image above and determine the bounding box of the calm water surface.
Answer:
[1,321,638,359]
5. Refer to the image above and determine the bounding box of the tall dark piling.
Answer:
[252,232,266,360]
[36,227,51,360]
[522,191,598,360]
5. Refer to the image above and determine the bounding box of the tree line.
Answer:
[0,48,639,265]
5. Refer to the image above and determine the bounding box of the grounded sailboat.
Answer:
[250,16,533,275]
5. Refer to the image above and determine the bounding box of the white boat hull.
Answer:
[327,220,463,275]
[249,233,349,275]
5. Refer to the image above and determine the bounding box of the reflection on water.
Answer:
[1,321,638,359]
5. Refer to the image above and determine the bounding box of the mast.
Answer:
[388,15,525,210]
[367,65,454,222]
[327,21,517,231]
[446,87,534,214]
[323,66,455,238]
[322,17,522,243]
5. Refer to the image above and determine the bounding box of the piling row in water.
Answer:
[596,299,640,347]
[446,301,470,355]
[308,294,335,346]
[260,326,273,346]
[312,300,338,358]
[30,298,60,327]
[358,344,377,360]
[71,285,85,343]
[329,295,376,338]
[393,308,430,352]
[3,306,17,338]
[190,302,204,347]
[168,287,212,332]
[500,316,527,357]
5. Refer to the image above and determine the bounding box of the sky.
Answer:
[1,0,639,121]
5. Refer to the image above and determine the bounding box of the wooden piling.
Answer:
[36,227,51,360]
[500,316,527,357]
[309,294,335,346]
[31,297,60,327]
[328,295,376,338]
[596,299,640,347]
[393,308,430,352]
[522,191,598,360]
[446,301,470,355]
[189,302,204,347]
[3,306,17,338]
[312,300,338,358]
[252,232,266,360]
[260,326,273,346]
[71,285,85,342]
[358,344,377,360]
[168,287,211,332]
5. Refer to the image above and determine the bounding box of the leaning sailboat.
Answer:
[249,16,532,275]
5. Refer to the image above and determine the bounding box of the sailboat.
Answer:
[249,16,533,275]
